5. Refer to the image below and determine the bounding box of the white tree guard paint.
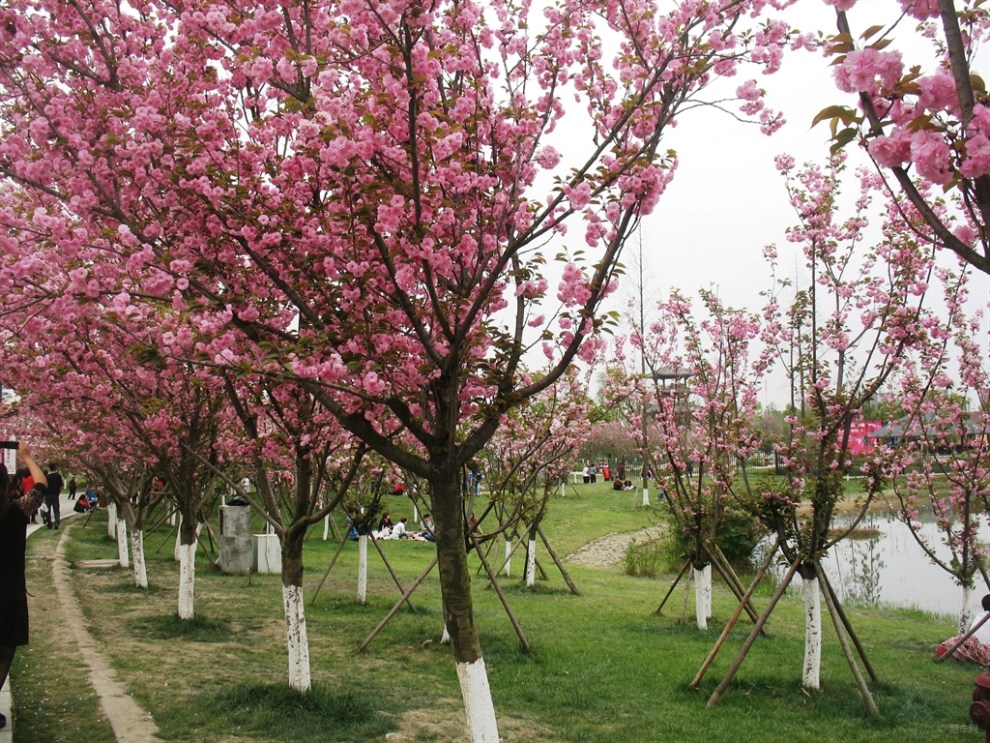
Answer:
[456,657,500,743]
[641,486,650,508]
[131,529,148,589]
[357,534,368,604]
[504,538,512,577]
[177,541,197,620]
[116,518,129,568]
[560,479,566,498]
[525,537,537,588]
[106,502,117,539]
[802,574,822,690]
[694,565,712,630]
[283,584,312,692]
[959,583,973,634]
[322,514,330,541]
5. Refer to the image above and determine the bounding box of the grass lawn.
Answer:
[11,480,984,742]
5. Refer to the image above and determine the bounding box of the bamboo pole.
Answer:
[815,563,879,715]
[707,557,801,709]
[691,538,779,688]
[537,524,579,595]
[654,559,691,615]
[370,536,417,612]
[818,569,878,682]
[357,556,439,653]
[470,533,531,654]
[310,530,351,604]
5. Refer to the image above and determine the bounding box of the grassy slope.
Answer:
[13,481,982,742]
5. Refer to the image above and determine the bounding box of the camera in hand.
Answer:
[0,441,18,450]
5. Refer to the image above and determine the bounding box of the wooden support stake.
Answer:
[818,569,878,682]
[470,532,531,654]
[815,563,879,715]
[691,538,779,688]
[310,530,351,604]
[537,524,579,595]
[654,559,691,615]
[371,536,416,612]
[357,557,439,653]
[707,557,800,709]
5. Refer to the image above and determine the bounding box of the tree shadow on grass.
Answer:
[127,613,231,641]
[189,682,393,742]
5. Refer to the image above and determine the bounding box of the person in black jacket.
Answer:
[0,443,47,729]
[44,462,63,529]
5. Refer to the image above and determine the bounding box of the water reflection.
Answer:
[756,509,988,620]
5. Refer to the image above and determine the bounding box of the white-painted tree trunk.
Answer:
[412,503,419,522]
[456,658,500,743]
[960,583,973,634]
[116,517,129,568]
[694,565,712,630]
[322,514,330,541]
[177,541,197,620]
[503,538,512,577]
[357,534,368,604]
[802,574,822,690]
[282,584,311,692]
[525,537,537,587]
[107,502,117,538]
[560,479,566,498]
[641,486,650,507]
[131,529,148,589]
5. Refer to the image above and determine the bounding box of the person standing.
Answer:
[0,442,47,730]
[44,462,63,530]
[68,476,77,500]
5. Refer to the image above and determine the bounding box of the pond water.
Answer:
[756,509,988,622]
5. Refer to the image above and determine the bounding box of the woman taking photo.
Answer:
[0,442,47,729]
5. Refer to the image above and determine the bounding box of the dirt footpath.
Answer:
[52,527,163,743]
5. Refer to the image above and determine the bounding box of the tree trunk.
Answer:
[960,583,973,634]
[107,501,117,539]
[641,485,650,507]
[282,530,311,692]
[504,537,512,577]
[177,516,198,620]
[525,535,537,588]
[802,571,822,689]
[116,517,129,568]
[357,534,369,604]
[694,564,712,630]
[431,470,499,743]
[131,528,148,589]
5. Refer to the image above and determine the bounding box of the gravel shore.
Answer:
[566,526,667,569]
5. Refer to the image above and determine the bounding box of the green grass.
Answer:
[12,481,985,742]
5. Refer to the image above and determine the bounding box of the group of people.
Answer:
[582,461,629,484]
[347,510,436,542]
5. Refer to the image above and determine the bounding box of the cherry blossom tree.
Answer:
[220,373,368,690]
[869,262,990,632]
[819,0,990,273]
[751,153,935,693]
[0,1,799,737]
[637,290,769,631]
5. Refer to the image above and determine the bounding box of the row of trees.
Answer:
[1,0,989,738]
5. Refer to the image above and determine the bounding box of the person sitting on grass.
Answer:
[73,492,96,513]
[0,442,47,731]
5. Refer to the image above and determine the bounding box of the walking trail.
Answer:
[0,495,162,743]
